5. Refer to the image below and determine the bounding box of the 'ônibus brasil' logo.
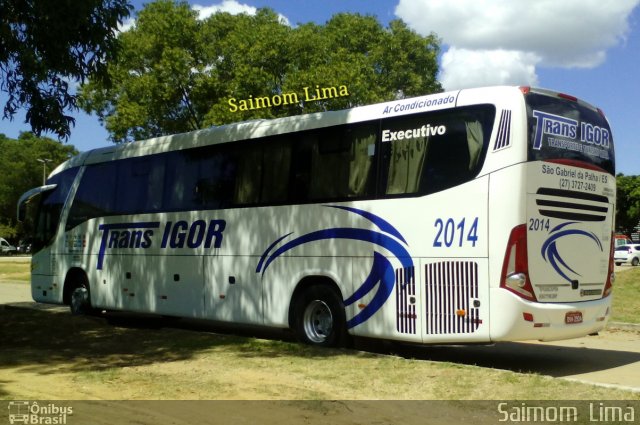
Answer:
[256,206,413,329]
[541,222,603,284]
[97,219,226,270]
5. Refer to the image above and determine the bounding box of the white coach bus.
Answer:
[18,86,615,347]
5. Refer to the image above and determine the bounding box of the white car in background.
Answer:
[0,237,17,255]
[614,244,640,266]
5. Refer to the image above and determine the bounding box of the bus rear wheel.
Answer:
[294,285,347,347]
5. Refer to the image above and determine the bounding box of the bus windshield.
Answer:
[526,91,615,174]
[19,167,79,253]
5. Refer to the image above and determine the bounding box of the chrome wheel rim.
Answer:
[71,287,88,314]
[303,300,333,343]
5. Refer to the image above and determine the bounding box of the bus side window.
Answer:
[234,146,263,205]
[233,137,292,206]
[422,122,471,194]
[164,150,200,211]
[384,135,429,195]
[290,123,377,203]
[381,106,493,197]
[346,125,376,198]
[117,156,165,214]
[290,137,314,202]
[309,128,350,200]
[309,124,377,200]
[67,163,117,229]
[260,138,291,204]
[163,147,237,212]
[198,150,238,209]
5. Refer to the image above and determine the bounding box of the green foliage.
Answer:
[615,174,640,234]
[79,1,443,143]
[0,133,77,240]
[0,0,132,139]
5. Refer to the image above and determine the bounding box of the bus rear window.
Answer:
[526,93,615,174]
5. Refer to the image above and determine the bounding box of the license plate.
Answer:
[565,311,583,324]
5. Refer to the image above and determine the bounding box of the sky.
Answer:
[2,0,639,174]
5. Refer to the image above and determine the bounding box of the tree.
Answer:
[80,0,205,142]
[616,174,640,234]
[0,132,77,240]
[79,1,442,143]
[0,0,132,139]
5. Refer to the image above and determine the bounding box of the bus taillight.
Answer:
[557,92,578,102]
[603,232,615,298]
[500,224,537,302]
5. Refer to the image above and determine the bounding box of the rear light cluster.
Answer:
[500,224,537,302]
[603,233,615,298]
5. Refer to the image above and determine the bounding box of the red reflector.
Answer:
[523,312,534,322]
[519,86,531,95]
[558,92,578,102]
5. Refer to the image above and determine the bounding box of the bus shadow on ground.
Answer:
[0,305,339,372]
[356,337,640,379]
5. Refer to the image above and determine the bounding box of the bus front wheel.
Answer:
[293,285,348,347]
[66,272,93,315]
[70,287,91,315]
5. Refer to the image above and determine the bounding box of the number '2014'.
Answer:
[433,217,479,248]
[528,218,550,231]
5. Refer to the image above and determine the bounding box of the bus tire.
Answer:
[67,273,93,315]
[293,285,347,347]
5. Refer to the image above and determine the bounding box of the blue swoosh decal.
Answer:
[257,206,412,329]
[327,205,407,243]
[541,221,603,284]
[257,227,412,276]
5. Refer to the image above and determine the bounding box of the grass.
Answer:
[0,307,638,401]
[612,267,640,323]
[0,257,30,282]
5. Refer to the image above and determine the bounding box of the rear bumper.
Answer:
[490,288,611,342]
